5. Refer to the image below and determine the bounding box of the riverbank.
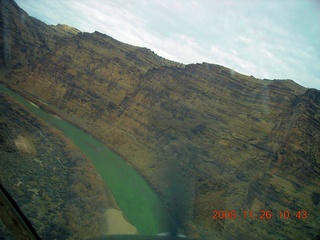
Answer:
[105,208,138,235]
[0,93,112,238]
[0,83,174,235]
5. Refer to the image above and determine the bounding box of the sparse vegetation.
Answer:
[0,94,110,239]
[1,0,320,238]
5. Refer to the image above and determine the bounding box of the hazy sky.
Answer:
[16,0,320,90]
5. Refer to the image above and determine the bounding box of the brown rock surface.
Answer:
[0,93,116,239]
[1,0,320,239]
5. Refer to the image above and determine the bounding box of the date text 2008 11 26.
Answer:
[212,210,308,220]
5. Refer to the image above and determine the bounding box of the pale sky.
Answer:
[16,0,320,90]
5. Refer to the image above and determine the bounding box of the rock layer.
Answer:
[1,0,320,239]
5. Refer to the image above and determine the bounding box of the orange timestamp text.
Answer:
[212,210,308,220]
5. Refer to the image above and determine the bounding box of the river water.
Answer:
[0,84,173,235]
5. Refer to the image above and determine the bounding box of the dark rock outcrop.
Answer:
[1,0,319,239]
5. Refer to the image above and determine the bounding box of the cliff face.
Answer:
[1,0,320,239]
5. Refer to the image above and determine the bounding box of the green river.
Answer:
[0,84,173,235]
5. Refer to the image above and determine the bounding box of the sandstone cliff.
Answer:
[1,0,319,239]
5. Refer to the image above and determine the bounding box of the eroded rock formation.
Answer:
[1,0,319,238]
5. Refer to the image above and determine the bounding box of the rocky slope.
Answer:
[0,93,116,239]
[1,0,320,239]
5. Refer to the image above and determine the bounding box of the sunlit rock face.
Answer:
[1,0,320,239]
